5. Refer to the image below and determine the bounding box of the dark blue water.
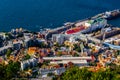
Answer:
[0,0,120,31]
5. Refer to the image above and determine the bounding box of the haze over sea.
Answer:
[0,0,120,32]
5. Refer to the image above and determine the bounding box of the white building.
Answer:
[39,67,66,76]
[43,57,92,60]
[21,58,38,70]
[52,34,70,45]
[50,60,88,66]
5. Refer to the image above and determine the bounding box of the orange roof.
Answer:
[28,47,37,55]
[13,39,18,43]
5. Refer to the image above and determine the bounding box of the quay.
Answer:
[45,9,120,39]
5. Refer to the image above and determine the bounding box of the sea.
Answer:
[0,0,120,32]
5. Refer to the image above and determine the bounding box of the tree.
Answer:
[91,69,115,80]
[0,64,6,79]
[0,61,20,80]
[76,48,81,52]
[6,61,20,79]
[73,44,81,52]
[47,73,54,77]
[73,53,79,57]
[60,66,92,80]
[57,51,62,56]
[58,66,117,80]
[39,42,46,48]
[89,61,97,66]
[54,42,60,47]
[117,50,120,55]
[24,54,31,60]
[6,49,12,58]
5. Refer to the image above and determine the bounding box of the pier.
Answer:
[45,9,120,40]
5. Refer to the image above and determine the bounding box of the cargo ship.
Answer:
[65,18,107,35]
[103,9,120,19]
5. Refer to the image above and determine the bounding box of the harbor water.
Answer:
[0,0,120,31]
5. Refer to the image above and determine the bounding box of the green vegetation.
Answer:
[24,54,31,60]
[54,42,65,48]
[6,49,12,58]
[39,42,46,48]
[55,66,120,80]
[42,60,50,66]
[73,53,79,57]
[57,51,62,56]
[0,61,20,80]
[89,61,97,66]
[73,44,81,52]
[47,73,54,77]
[54,42,60,47]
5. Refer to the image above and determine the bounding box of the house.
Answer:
[24,35,46,48]
[21,58,38,70]
[0,45,13,56]
[13,40,23,50]
[39,67,66,77]
[27,47,37,55]
[52,34,70,45]
[52,34,65,45]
